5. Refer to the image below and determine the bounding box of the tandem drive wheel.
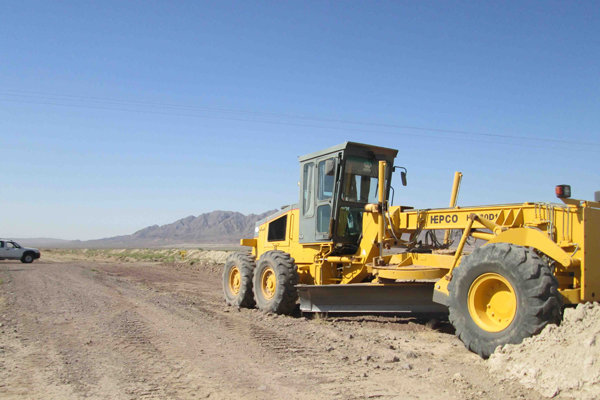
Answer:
[448,243,562,358]
[222,252,256,308]
[253,250,298,315]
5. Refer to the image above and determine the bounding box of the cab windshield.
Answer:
[341,156,379,204]
[336,156,382,242]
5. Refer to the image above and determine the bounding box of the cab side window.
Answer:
[0,241,4,248]
[317,159,334,200]
[267,215,287,242]
[316,205,331,233]
[302,162,314,217]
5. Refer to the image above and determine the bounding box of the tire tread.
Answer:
[253,250,298,314]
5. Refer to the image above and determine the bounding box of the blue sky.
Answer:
[1,1,599,240]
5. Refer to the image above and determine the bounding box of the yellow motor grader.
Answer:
[223,142,600,357]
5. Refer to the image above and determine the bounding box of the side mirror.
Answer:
[324,159,335,176]
[394,166,408,186]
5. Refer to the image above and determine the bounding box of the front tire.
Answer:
[21,253,34,264]
[448,243,562,358]
[222,252,256,308]
[253,250,298,314]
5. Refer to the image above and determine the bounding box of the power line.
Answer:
[1,89,598,151]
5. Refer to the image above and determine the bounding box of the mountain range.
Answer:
[16,210,277,249]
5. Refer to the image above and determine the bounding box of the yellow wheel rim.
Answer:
[260,267,277,300]
[468,273,517,332]
[228,266,241,295]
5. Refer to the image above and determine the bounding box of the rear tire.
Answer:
[222,252,256,308]
[21,253,34,264]
[253,250,298,314]
[448,243,562,358]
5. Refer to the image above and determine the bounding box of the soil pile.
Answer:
[488,302,600,399]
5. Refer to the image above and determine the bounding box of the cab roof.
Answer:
[298,142,398,163]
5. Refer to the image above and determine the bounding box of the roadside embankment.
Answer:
[40,248,232,267]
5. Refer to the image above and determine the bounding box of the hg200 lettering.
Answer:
[430,213,498,224]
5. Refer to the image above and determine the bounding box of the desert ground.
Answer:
[0,251,586,399]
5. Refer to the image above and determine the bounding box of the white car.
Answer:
[0,239,41,263]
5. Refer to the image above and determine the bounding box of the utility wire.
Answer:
[3,89,597,147]
[1,89,598,152]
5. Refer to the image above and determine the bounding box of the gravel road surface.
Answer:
[0,259,542,399]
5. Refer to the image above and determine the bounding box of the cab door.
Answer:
[315,157,337,241]
[5,242,22,259]
[298,156,339,243]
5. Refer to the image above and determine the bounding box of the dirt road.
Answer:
[0,259,542,400]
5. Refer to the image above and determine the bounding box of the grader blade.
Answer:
[297,282,448,315]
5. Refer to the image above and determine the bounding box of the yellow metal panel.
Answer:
[486,227,572,267]
[558,288,581,305]
[374,266,447,281]
[392,203,555,232]
[240,238,257,247]
[434,275,450,296]
[582,206,600,301]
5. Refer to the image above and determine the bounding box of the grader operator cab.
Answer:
[223,142,600,357]
[296,143,397,252]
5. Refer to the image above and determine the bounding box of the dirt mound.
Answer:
[488,302,600,399]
